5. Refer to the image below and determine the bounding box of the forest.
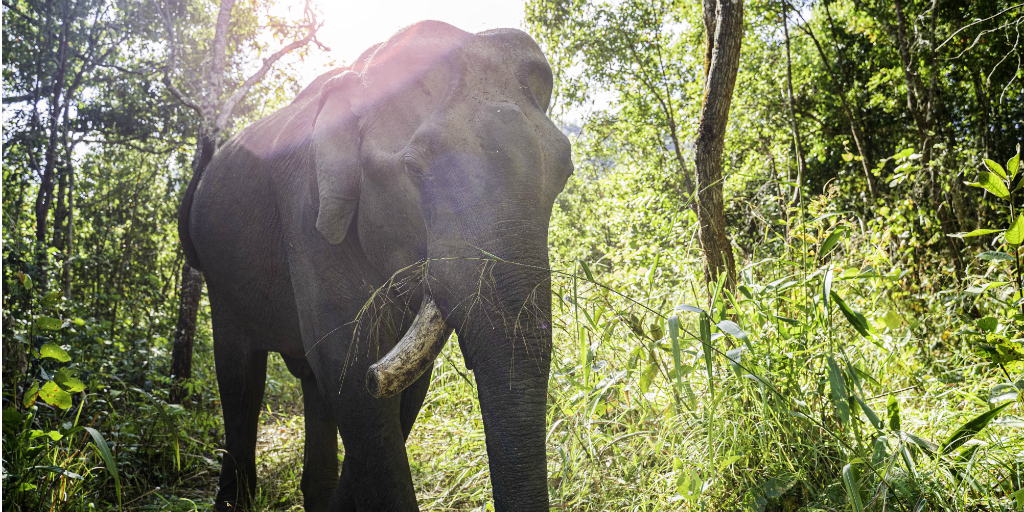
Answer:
[2,0,1023,510]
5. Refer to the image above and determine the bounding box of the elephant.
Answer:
[178,20,573,511]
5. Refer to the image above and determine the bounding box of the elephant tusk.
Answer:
[366,295,452,399]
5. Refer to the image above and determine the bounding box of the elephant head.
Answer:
[309,21,572,510]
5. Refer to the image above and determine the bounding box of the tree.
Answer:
[160,0,323,402]
[693,0,743,289]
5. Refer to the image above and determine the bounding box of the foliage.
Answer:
[3,0,1024,510]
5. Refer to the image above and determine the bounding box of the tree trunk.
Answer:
[169,261,204,403]
[694,0,742,290]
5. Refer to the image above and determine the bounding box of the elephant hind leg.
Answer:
[282,355,341,512]
[212,323,268,511]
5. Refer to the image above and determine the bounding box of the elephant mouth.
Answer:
[365,294,452,399]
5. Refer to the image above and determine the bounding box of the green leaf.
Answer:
[883,311,903,329]
[830,291,871,338]
[39,343,71,362]
[827,356,850,426]
[841,153,854,162]
[855,395,883,430]
[715,319,748,340]
[84,427,123,511]
[822,267,834,312]
[977,251,1014,261]
[1008,144,1020,177]
[978,171,1010,198]
[894,148,915,159]
[940,402,1012,455]
[842,464,864,512]
[718,454,743,469]
[40,290,63,307]
[818,226,848,260]
[983,159,1008,180]
[24,381,39,408]
[977,316,998,332]
[951,228,1003,238]
[39,381,72,410]
[1007,215,1024,245]
[699,313,714,400]
[35,316,64,331]
[668,316,682,393]
[54,369,86,393]
[578,260,595,282]
[639,360,657,393]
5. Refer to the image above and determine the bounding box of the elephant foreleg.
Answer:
[213,326,268,511]
[399,362,433,439]
[283,354,342,511]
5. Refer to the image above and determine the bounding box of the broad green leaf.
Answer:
[639,360,657,393]
[977,251,1014,261]
[983,158,1007,179]
[39,381,72,410]
[830,291,871,338]
[940,402,1012,455]
[1006,215,1024,245]
[978,171,1010,198]
[718,454,743,469]
[54,369,86,393]
[976,316,998,332]
[883,311,903,329]
[842,464,864,512]
[40,290,63,307]
[23,381,39,408]
[988,383,1019,404]
[1008,144,1020,176]
[36,316,64,331]
[841,153,854,162]
[818,226,847,260]
[39,343,71,362]
[894,148,915,159]
[1013,488,1024,510]
[676,470,703,503]
[85,427,122,511]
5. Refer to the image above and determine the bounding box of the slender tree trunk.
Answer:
[781,4,806,207]
[694,0,742,290]
[34,5,70,246]
[169,262,204,403]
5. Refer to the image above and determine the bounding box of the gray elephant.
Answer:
[178,20,573,511]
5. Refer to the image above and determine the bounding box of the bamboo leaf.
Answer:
[827,357,850,425]
[578,260,595,282]
[842,464,864,512]
[85,427,122,511]
[940,402,1012,455]
[830,291,871,338]
[818,226,847,260]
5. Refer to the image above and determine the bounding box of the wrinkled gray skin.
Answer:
[181,21,572,511]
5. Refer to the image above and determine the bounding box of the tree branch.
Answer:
[214,18,320,130]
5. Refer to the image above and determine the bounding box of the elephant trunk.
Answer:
[365,294,452,399]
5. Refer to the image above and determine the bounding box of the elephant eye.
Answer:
[404,157,428,178]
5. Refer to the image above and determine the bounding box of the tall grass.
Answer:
[5,203,1021,511]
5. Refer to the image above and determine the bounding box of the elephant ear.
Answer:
[311,70,362,245]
